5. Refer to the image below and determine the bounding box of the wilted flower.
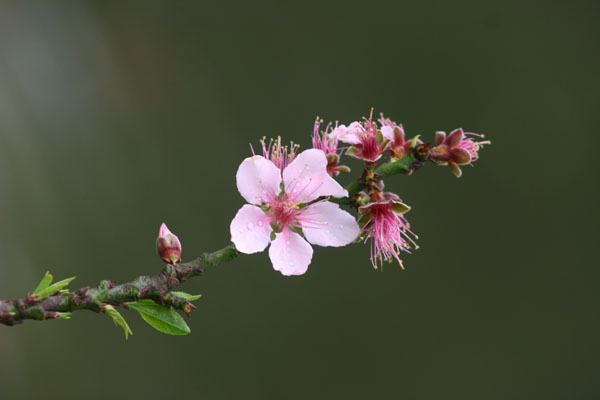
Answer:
[230,149,360,276]
[359,192,417,269]
[429,128,490,177]
[156,223,182,264]
[378,115,419,159]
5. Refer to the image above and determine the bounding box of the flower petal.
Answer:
[300,201,360,247]
[329,125,347,140]
[330,122,362,145]
[236,155,282,205]
[268,230,313,276]
[435,131,446,146]
[393,126,406,145]
[283,149,340,203]
[319,175,348,198]
[451,147,471,165]
[230,205,273,254]
[380,125,395,142]
[446,128,464,148]
[449,161,462,178]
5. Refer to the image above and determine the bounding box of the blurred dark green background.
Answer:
[0,1,597,399]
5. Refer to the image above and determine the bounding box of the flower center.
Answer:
[271,195,300,227]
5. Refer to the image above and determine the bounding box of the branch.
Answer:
[0,245,238,326]
[0,113,488,333]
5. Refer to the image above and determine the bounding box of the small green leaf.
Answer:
[171,291,202,301]
[126,300,190,335]
[35,277,76,299]
[104,304,133,340]
[32,271,53,296]
[410,135,421,149]
[56,312,72,320]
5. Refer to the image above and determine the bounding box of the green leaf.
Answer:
[126,300,190,335]
[104,305,133,340]
[410,135,421,149]
[34,277,76,299]
[170,291,202,301]
[32,271,53,296]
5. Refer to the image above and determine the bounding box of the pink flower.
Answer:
[359,193,418,269]
[331,119,390,164]
[156,223,182,264]
[312,118,351,177]
[230,149,360,276]
[430,128,490,177]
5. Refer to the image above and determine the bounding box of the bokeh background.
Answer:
[0,1,597,399]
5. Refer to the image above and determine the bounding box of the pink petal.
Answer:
[300,201,360,247]
[318,175,348,198]
[393,126,406,144]
[380,125,395,142]
[283,149,342,203]
[331,123,362,145]
[268,230,313,276]
[446,128,464,148]
[347,121,363,135]
[329,125,347,140]
[159,222,172,237]
[230,204,272,254]
[236,155,282,205]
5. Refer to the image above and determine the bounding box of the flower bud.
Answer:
[156,223,182,264]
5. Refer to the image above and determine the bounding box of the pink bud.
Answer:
[156,223,182,264]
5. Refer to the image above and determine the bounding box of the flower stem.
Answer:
[333,153,419,205]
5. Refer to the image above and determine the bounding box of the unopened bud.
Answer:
[156,223,182,264]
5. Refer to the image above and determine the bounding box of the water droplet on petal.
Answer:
[257,220,264,227]
[238,228,244,233]
[247,222,255,230]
